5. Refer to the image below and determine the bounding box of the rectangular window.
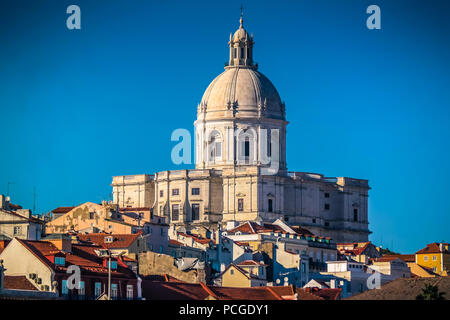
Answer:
[62,280,68,295]
[192,203,200,221]
[160,190,164,197]
[172,204,179,221]
[94,282,102,298]
[107,260,118,270]
[172,189,179,196]
[216,142,222,157]
[89,212,95,219]
[238,199,244,212]
[268,199,273,212]
[244,140,250,157]
[160,227,164,236]
[312,218,316,223]
[111,283,118,299]
[126,285,134,300]
[150,208,154,219]
[424,256,428,261]
[13,226,21,235]
[324,192,330,198]
[55,257,66,265]
[324,203,330,210]
[159,245,163,253]
[432,255,437,261]
[353,208,358,221]
[191,188,200,195]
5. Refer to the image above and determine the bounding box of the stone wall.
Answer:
[138,251,206,283]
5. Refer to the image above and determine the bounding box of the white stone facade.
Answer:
[111,16,371,243]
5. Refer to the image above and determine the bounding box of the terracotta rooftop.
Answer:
[229,221,314,238]
[14,239,136,279]
[51,206,75,214]
[119,207,150,211]
[142,274,183,283]
[141,280,296,300]
[169,239,184,247]
[380,254,415,263]
[416,243,449,255]
[178,232,214,245]
[237,260,267,267]
[303,287,342,300]
[78,233,140,249]
[295,288,325,300]
[337,242,371,256]
[3,276,38,291]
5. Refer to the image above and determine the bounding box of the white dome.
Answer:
[200,67,284,120]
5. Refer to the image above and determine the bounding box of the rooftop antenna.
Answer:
[7,182,15,197]
[33,186,37,214]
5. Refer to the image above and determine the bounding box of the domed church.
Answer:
[112,16,371,243]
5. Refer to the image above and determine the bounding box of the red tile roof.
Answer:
[143,274,183,283]
[119,207,150,211]
[15,239,136,279]
[416,243,449,254]
[337,242,371,256]
[229,221,314,238]
[78,233,140,249]
[8,203,22,210]
[237,260,267,266]
[51,206,75,214]
[304,287,342,300]
[169,239,184,246]
[141,280,296,300]
[3,276,38,291]
[178,232,214,245]
[380,254,415,263]
[295,288,325,300]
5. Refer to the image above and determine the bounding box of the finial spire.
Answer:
[240,4,244,27]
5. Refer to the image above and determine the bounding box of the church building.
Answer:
[111,16,371,243]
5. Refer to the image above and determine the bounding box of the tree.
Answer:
[416,284,446,300]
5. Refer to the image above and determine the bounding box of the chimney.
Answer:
[226,221,239,230]
[0,195,5,209]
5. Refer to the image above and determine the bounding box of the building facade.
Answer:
[111,16,371,243]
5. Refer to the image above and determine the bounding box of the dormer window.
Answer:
[55,257,65,266]
[105,236,114,243]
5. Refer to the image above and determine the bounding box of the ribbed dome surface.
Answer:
[200,67,284,120]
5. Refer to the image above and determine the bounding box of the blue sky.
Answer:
[0,0,449,253]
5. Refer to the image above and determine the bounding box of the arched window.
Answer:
[268,199,273,212]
